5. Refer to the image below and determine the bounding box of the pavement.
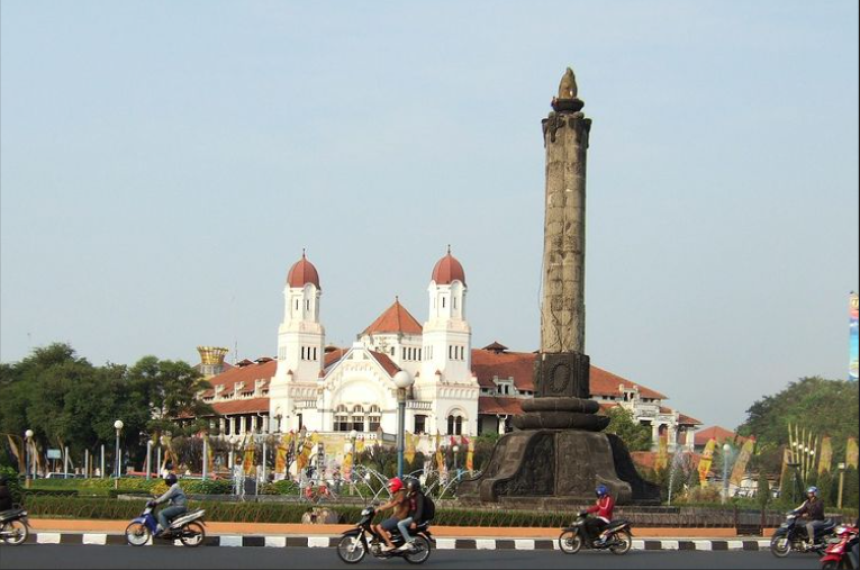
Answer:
[22,518,778,552]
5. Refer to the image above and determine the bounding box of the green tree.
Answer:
[603,407,652,452]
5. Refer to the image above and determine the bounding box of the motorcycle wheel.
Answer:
[179,522,206,547]
[337,535,367,564]
[769,536,791,558]
[0,520,29,546]
[558,530,582,554]
[125,522,151,547]
[610,531,632,555]
[821,562,839,570]
[404,536,432,565]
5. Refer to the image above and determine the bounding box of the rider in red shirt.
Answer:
[584,484,615,546]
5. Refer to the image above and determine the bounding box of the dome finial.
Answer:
[447,244,451,255]
[302,248,306,259]
[558,67,578,99]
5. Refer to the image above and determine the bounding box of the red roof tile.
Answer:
[287,252,320,289]
[369,350,401,377]
[200,360,277,398]
[362,299,423,336]
[431,249,466,286]
[694,426,747,447]
[678,412,703,426]
[324,348,348,370]
[478,396,524,415]
[208,397,270,415]
[470,348,667,400]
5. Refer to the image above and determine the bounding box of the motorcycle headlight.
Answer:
[836,526,847,535]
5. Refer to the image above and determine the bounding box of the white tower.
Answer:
[420,247,479,435]
[269,252,325,432]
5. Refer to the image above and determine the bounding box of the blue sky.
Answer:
[1,1,857,430]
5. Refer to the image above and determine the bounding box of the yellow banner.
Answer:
[434,431,446,476]
[655,432,669,471]
[730,438,756,487]
[847,437,859,469]
[698,438,717,486]
[206,436,215,474]
[243,446,255,477]
[355,438,365,454]
[275,433,292,474]
[405,432,416,464]
[342,451,353,481]
[818,437,833,475]
[296,436,313,473]
[465,436,474,472]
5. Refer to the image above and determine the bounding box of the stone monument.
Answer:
[458,67,660,506]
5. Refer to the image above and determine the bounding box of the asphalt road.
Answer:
[0,545,822,570]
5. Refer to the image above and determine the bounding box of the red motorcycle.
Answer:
[820,523,859,570]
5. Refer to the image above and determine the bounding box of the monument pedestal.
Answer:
[458,430,660,505]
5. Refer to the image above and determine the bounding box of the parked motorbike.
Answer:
[336,506,433,565]
[558,511,633,555]
[820,524,859,570]
[0,506,30,546]
[124,501,207,547]
[771,512,837,557]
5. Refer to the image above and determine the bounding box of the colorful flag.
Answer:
[206,436,215,474]
[818,437,833,475]
[698,438,717,487]
[434,431,446,476]
[730,438,756,487]
[404,431,416,464]
[850,293,859,381]
[465,435,474,472]
[243,440,256,477]
[275,432,292,475]
[342,450,353,481]
[655,431,669,471]
[847,437,859,469]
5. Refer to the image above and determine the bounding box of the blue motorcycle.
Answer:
[125,500,207,547]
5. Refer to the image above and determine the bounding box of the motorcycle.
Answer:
[558,511,633,555]
[0,505,30,546]
[125,500,207,547]
[336,506,433,565]
[771,511,837,557]
[820,524,859,570]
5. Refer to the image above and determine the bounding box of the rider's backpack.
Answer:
[422,494,436,522]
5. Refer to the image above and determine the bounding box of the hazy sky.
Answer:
[2,1,857,431]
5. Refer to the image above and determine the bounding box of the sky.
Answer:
[1,1,857,431]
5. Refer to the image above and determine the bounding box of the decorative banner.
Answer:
[698,438,717,487]
[465,435,474,472]
[404,431,416,464]
[342,448,353,482]
[434,431,446,476]
[296,435,314,473]
[655,431,669,471]
[779,447,791,493]
[730,438,756,487]
[847,437,859,469]
[206,436,215,474]
[275,432,292,475]
[850,293,859,381]
[243,444,256,477]
[355,437,365,454]
[818,437,833,475]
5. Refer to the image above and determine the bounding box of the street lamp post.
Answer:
[393,371,415,479]
[722,443,732,505]
[114,420,124,489]
[24,430,34,489]
[145,439,153,481]
[453,445,460,475]
[837,462,847,509]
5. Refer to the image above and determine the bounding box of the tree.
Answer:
[603,407,652,452]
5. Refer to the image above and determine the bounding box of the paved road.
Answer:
[0,544,821,570]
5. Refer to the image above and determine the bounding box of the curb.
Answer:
[25,533,774,552]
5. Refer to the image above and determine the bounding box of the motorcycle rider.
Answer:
[794,486,826,548]
[584,484,615,547]
[0,475,13,512]
[373,477,409,552]
[151,473,188,536]
[396,478,426,551]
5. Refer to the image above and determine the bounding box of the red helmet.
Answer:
[388,477,404,493]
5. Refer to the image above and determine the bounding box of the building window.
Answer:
[368,405,381,433]
[351,406,365,432]
[442,298,446,309]
[447,414,464,436]
[414,415,427,435]
[334,405,349,432]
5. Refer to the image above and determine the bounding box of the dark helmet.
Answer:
[405,478,421,494]
[596,484,609,498]
[164,473,178,486]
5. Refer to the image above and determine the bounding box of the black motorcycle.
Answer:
[336,506,433,565]
[559,511,633,555]
[0,505,30,546]
[770,511,836,557]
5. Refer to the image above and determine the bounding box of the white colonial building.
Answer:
[194,250,700,452]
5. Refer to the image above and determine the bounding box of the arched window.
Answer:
[368,405,381,433]
[335,405,349,432]
[351,406,365,432]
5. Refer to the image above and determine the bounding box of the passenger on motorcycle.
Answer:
[584,484,615,547]
[396,478,426,551]
[794,486,826,547]
[373,477,410,552]
[152,473,188,536]
[0,475,13,512]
